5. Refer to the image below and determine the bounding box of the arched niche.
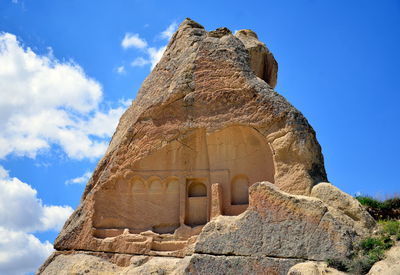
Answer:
[93,175,180,234]
[166,178,179,193]
[231,175,249,205]
[188,182,207,197]
[206,125,275,215]
[148,177,163,193]
[131,177,146,193]
[185,181,208,226]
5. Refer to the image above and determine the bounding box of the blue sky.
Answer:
[0,0,399,274]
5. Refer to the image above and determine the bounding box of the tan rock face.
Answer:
[367,243,400,275]
[311,182,376,235]
[50,18,327,259]
[288,261,347,275]
[36,18,356,275]
[235,29,278,88]
[38,251,303,275]
[195,182,357,260]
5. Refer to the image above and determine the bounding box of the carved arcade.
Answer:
[91,126,275,256]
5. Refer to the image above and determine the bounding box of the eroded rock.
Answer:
[367,243,400,275]
[38,252,186,275]
[50,18,327,260]
[37,18,366,275]
[288,261,347,275]
[311,182,376,236]
[235,29,278,88]
[195,182,357,260]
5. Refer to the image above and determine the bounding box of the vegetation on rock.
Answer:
[327,195,400,275]
[355,195,400,220]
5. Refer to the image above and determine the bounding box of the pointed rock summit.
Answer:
[38,19,375,275]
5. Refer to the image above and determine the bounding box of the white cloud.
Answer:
[160,22,178,40]
[125,22,177,71]
[121,33,147,49]
[131,56,150,67]
[0,227,53,275]
[65,171,92,185]
[116,65,125,74]
[118,98,132,107]
[0,32,129,160]
[0,168,73,232]
[129,45,167,70]
[0,165,73,274]
[148,46,167,69]
[0,166,8,178]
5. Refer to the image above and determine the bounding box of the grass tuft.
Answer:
[326,219,400,274]
[356,196,385,209]
[355,195,400,220]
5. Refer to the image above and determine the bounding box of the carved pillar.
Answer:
[210,183,223,218]
[179,176,186,226]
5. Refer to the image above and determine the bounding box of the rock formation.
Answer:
[288,262,347,275]
[367,244,400,275]
[38,18,375,275]
[288,243,400,275]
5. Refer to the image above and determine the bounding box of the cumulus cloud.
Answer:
[130,46,167,69]
[0,165,73,274]
[0,166,7,178]
[0,32,130,160]
[0,167,73,232]
[127,22,178,70]
[116,65,125,74]
[121,33,147,49]
[160,22,178,40]
[65,171,92,185]
[148,46,167,69]
[131,56,150,67]
[0,227,53,275]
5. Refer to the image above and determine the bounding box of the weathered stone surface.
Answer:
[287,243,400,275]
[37,18,357,275]
[184,254,302,275]
[210,183,223,219]
[52,17,327,258]
[38,252,186,275]
[235,29,278,88]
[287,261,347,275]
[195,182,356,260]
[367,243,400,275]
[38,253,123,275]
[311,182,376,235]
[38,252,302,275]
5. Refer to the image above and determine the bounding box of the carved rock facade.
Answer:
[38,18,374,275]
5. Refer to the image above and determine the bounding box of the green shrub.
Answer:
[381,235,394,250]
[348,255,377,275]
[368,247,385,261]
[382,197,400,209]
[380,220,400,236]
[356,196,384,209]
[356,195,400,220]
[331,232,396,275]
[359,237,383,252]
[356,195,400,210]
[359,235,393,254]
[328,194,400,274]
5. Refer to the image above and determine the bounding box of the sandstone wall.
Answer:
[36,18,352,275]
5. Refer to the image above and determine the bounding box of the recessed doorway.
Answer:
[185,180,207,226]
